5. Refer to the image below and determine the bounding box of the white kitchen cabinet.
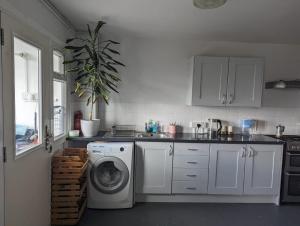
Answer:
[187,56,229,106]
[244,144,283,195]
[135,142,173,194]
[208,144,246,195]
[227,57,264,107]
[187,56,264,107]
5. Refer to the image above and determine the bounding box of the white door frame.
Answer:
[0,11,5,226]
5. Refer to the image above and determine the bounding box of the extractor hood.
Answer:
[265,80,300,89]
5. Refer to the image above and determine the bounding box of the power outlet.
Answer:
[189,121,204,128]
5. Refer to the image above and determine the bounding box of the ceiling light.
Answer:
[193,0,227,9]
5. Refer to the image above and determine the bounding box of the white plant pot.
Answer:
[80,119,100,137]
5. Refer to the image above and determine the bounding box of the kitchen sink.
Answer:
[135,133,170,138]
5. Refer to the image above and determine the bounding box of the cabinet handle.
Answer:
[188,148,199,151]
[221,94,227,104]
[249,146,255,158]
[242,147,247,158]
[187,161,198,164]
[287,153,300,156]
[185,187,197,190]
[186,174,197,177]
[169,145,173,156]
[286,173,300,176]
[228,94,234,104]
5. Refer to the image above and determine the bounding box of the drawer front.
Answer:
[174,143,209,156]
[173,168,208,181]
[173,155,209,169]
[172,180,208,194]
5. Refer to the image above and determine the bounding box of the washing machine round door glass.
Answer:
[90,157,129,194]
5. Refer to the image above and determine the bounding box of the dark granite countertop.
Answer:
[67,131,285,146]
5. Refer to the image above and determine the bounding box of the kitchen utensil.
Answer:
[276,124,285,138]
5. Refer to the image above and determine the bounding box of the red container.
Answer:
[74,111,83,132]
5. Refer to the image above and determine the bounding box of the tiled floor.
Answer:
[78,203,300,226]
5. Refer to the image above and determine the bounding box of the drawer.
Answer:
[172,180,208,194]
[173,155,209,169]
[173,168,208,181]
[174,143,209,156]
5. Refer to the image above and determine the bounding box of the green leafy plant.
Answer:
[64,21,125,120]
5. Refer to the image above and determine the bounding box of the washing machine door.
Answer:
[90,156,129,194]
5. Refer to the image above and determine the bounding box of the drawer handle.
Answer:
[186,174,197,178]
[187,161,198,164]
[185,187,197,190]
[188,148,199,151]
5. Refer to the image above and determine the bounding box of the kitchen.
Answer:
[1,0,300,226]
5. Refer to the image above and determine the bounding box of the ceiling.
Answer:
[50,0,300,44]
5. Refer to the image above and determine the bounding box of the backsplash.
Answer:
[103,102,300,135]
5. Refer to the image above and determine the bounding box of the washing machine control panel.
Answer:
[87,142,132,156]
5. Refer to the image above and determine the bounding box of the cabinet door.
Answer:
[244,145,283,195]
[227,57,264,107]
[208,144,246,195]
[190,56,229,106]
[135,142,173,194]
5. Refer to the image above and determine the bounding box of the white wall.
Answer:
[88,33,300,134]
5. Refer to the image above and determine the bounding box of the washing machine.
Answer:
[87,142,134,209]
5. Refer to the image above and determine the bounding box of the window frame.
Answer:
[12,34,43,159]
[52,48,67,142]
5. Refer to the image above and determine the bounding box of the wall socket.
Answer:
[189,121,206,128]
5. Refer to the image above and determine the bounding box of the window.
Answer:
[53,50,64,74]
[53,50,66,139]
[14,37,42,154]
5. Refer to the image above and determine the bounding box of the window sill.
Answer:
[15,143,44,160]
[54,134,66,142]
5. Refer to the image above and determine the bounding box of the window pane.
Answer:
[53,50,64,75]
[53,80,66,138]
[14,37,41,154]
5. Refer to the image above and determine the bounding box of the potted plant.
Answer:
[64,21,125,137]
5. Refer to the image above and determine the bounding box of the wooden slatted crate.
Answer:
[51,148,88,226]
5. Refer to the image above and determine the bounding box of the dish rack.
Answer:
[111,125,136,137]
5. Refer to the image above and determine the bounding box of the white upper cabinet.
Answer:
[227,58,264,107]
[244,144,283,195]
[187,56,229,106]
[135,142,173,194]
[208,144,246,195]
[187,56,264,107]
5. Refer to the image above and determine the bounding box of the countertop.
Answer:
[67,131,285,147]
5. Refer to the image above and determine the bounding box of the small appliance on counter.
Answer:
[208,118,222,136]
[276,124,285,138]
[240,119,257,135]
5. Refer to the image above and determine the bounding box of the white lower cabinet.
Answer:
[208,144,246,195]
[172,143,210,194]
[244,145,283,195]
[135,142,173,194]
[208,144,283,196]
[135,142,283,198]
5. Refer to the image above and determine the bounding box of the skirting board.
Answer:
[135,194,280,205]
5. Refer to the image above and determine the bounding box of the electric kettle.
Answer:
[208,119,222,136]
